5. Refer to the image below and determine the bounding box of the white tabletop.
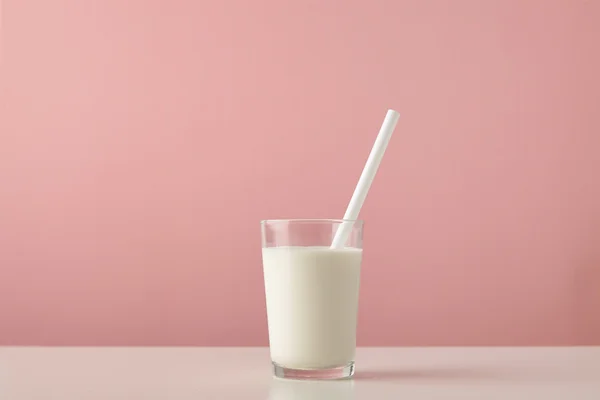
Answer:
[1,347,599,399]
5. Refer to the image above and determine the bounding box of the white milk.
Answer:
[262,246,362,369]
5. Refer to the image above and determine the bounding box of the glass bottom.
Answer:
[272,361,355,380]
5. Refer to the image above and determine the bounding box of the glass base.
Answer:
[272,361,355,380]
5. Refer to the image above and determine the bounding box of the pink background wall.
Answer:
[1,0,599,346]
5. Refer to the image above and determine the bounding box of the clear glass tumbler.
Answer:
[261,219,363,379]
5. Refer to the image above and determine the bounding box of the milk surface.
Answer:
[262,246,362,369]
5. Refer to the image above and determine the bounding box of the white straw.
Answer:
[331,109,399,248]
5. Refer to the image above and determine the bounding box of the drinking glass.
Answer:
[261,219,363,379]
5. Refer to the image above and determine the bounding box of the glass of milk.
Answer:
[261,219,363,380]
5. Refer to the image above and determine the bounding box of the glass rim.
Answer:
[260,218,363,224]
